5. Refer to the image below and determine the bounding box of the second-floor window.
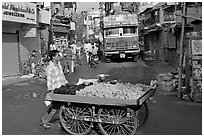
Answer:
[164,8,175,22]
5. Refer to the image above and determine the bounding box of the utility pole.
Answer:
[178,2,186,98]
[48,2,53,52]
[87,14,89,39]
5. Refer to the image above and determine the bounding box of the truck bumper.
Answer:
[105,49,140,57]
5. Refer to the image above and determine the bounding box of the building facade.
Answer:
[139,2,202,67]
[50,2,76,50]
[2,2,50,77]
[83,9,101,40]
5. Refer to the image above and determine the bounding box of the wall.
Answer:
[186,7,202,24]
[2,21,21,33]
[193,22,202,31]
[3,22,40,62]
[20,31,40,61]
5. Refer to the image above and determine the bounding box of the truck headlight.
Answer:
[132,45,137,48]
[106,47,111,49]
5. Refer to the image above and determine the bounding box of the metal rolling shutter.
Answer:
[2,33,20,77]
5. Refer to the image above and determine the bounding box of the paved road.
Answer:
[2,56,202,135]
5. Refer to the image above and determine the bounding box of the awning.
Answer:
[146,27,162,33]
[53,26,70,33]
[191,19,202,25]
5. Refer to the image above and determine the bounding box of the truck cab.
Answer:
[103,14,140,62]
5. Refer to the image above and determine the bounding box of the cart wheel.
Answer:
[97,107,138,135]
[59,104,93,135]
[136,102,148,127]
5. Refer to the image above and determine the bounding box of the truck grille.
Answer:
[106,40,138,50]
[116,41,128,50]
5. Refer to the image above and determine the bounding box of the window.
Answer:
[88,16,92,21]
[105,28,119,37]
[123,26,138,36]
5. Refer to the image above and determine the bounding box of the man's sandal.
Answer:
[40,120,53,129]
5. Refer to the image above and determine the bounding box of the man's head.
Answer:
[49,50,60,62]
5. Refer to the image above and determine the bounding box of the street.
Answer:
[2,56,202,135]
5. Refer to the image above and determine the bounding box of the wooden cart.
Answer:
[45,86,157,135]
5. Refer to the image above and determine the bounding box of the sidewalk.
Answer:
[2,75,36,87]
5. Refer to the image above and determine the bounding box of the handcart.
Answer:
[45,82,157,135]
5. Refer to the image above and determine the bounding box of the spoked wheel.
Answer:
[136,102,148,127]
[97,107,138,135]
[59,104,93,135]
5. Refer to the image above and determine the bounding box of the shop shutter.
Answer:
[2,33,20,77]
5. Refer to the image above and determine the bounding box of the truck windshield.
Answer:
[123,26,137,36]
[105,28,119,37]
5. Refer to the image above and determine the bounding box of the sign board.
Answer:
[70,22,76,30]
[2,2,37,24]
[39,9,50,24]
[191,40,202,55]
[104,14,138,27]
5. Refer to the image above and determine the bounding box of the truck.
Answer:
[102,13,140,62]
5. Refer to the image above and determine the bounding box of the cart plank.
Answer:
[45,93,138,106]
[46,87,156,106]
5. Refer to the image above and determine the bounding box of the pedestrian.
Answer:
[139,40,145,60]
[97,41,103,61]
[63,45,72,74]
[92,42,98,56]
[76,41,82,65]
[88,42,98,67]
[29,50,38,75]
[84,40,92,63]
[40,50,68,129]
[70,41,77,73]
[57,46,66,74]
[50,41,56,50]
[83,41,88,62]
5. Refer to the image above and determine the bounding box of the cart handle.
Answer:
[137,86,157,106]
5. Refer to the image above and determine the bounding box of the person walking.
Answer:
[50,41,56,50]
[139,40,145,60]
[29,50,38,76]
[40,50,68,129]
[63,45,72,74]
[76,41,82,65]
[84,40,92,63]
[60,46,67,74]
[70,42,77,73]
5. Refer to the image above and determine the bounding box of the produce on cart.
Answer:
[46,76,158,135]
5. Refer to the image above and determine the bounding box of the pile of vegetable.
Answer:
[157,73,181,92]
[53,80,157,100]
[76,82,150,100]
[53,83,93,95]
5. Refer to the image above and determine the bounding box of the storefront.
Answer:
[2,2,38,77]
[2,32,20,76]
